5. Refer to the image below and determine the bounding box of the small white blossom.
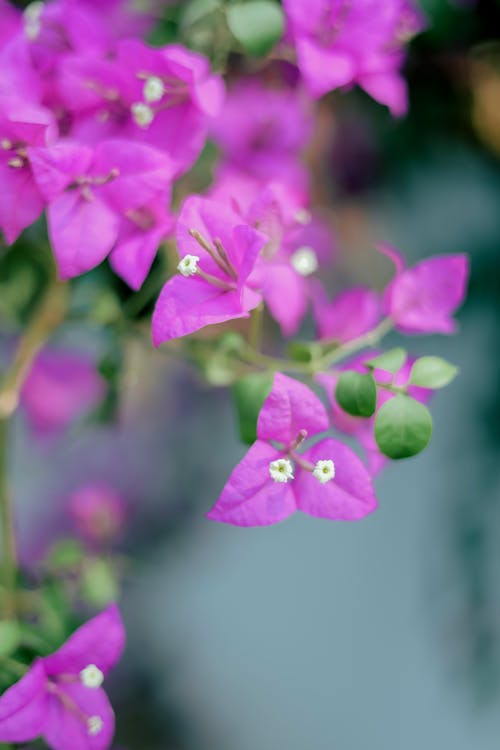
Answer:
[291,246,319,276]
[313,460,335,484]
[177,254,199,277]
[131,102,154,128]
[143,76,165,103]
[87,715,104,736]
[23,1,44,40]
[294,208,311,225]
[80,664,104,689]
[269,458,294,483]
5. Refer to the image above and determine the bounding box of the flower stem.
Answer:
[0,417,16,619]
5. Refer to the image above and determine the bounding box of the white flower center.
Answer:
[294,209,312,225]
[177,254,199,277]
[313,460,335,484]
[23,1,44,39]
[131,102,154,128]
[291,246,318,276]
[87,715,103,736]
[269,458,294,483]
[143,76,165,103]
[80,664,104,689]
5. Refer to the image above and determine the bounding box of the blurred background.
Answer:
[3,0,500,748]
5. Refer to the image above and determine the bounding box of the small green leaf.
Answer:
[233,372,274,444]
[227,1,284,56]
[409,356,459,389]
[0,621,21,657]
[335,371,377,417]
[46,539,85,569]
[81,558,119,608]
[286,341,322,363]
[365,348,407,374]
[374,395,432,459]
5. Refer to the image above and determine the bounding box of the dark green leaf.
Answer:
[227,1,284,56]
[365,348,407,374]
[335,371,377,417]
[409,356,458,389]
[233,372,274,444]
[374,394,432,459]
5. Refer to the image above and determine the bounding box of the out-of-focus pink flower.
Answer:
[312,283,381,342]
[152,195,267,344]
[283,0,424,115]
[57,41,224,175]
[211,78,312,183]
[0,0,20,49]
[0,604,125,750]
[0,99,55,243]
[208,372,377,526]
[69,483,127,546]
[317,352,432,475]
[379,244,469,334]
[21,349,105,437]
[29,140,174,282]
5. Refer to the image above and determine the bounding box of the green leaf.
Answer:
[233,372,274,444]
[409,356,459,389]
[227,1,284,56]
[81,558,119,608]
[286,341,323,363]
[0,621,21,657]
[182,0,220,28]
[365,348,407,374]
[46,539,85,569]
[335,371,377,417]
[374,395,432,459]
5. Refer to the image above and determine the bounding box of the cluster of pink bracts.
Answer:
[0,0,469,748]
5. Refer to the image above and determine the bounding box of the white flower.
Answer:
[143,76,165,103]
[80,664,104,689]
[23,1,44,40]
[177,254,200,277]
[87,715,104,736]
[291,246,318,276]
[269,458,294,483]
[131,102,154,128]
[312,460,335,484]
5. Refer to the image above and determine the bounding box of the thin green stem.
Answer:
[0,418,15,619]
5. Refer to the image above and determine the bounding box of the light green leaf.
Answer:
[233,372,274,444]
[81,558,119,608]
[335,371,377,417]
[365,348,407,374]
[227,1,284,56]
[374,394,432,459]
[0,621,21,657]
[409,356,459,389]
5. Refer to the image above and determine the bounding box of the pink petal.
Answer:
[28,144,94,202]
[0,161,45,244]
[207,441,297,526]
[313,284,381,342]
[376,242,406,275]
[358,71,408,116]
[295,38,355,98]
[152,274,258,345]
[47,192,120,279]
[44,604,125,677]
[296,438,378,520]
[0,660,48,743]
[43,684,114,750]
[261,263,308,336]
[257,372,329,445]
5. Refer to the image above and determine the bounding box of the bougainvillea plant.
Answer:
[0,1,469,747]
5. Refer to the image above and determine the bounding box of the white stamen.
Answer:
[131,102,154,128]
[143,76,165,103]
[1,139,12,150]
[7,157,24,169]
[80,664,104,689]
[23,1,44,40]
[177,254,199,277]
[87,715,103,736]
[294,209,311,225]
[291,246,318,276]
[269,458,294,483]
[313,460,335,484]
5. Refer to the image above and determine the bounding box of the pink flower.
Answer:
[317,352,432,475]
[283,0,424,115]
[379,244,469,334]
[57,41,224,176]
[207,372,377,526]
[0,0,20,49]
[0,604,125,750]
[21,349,105,437]
[69,483,127,546]
[0,98,55,243]
[152,195,267,345]
[29,139,174,282]
[312,284,381,342]
[210,78,312,184]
